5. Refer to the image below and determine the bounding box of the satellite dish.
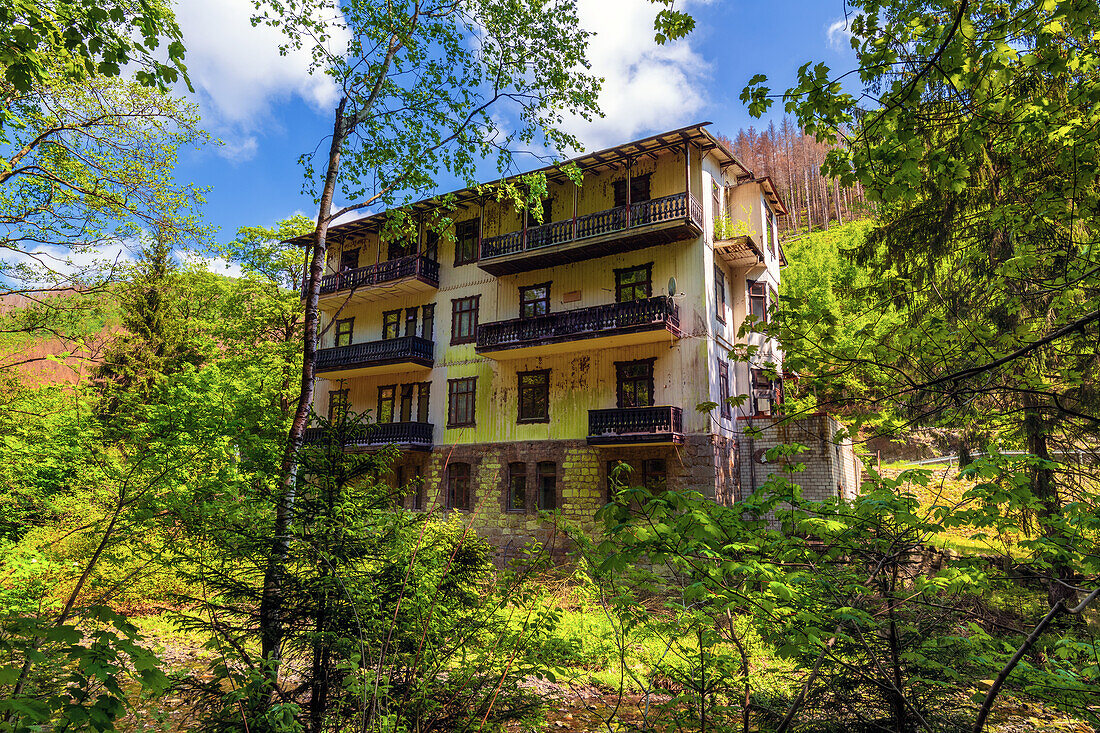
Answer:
[667,276,677,297]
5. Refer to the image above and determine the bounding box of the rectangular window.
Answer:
[383,310,402,339]
[447,377,476,427]
[615,263,652,303]
[541,197,553,225]
[748,282,768,323]
[616,359,655,408]
[606,458,665,499]
[388,238,415,260]
[425,231,439,262]
[421,304,435,340]
[537,461,556,510]
[714,265,726,323]
[450,296,479,345]
[417,382,431,423]
[712,180,722,238]
[447,462,471,510]
[520,283,550,319]
[506,462,526,512]
[377,385,396,424]
[335,318,354,347]
[399,384,414,422]
[454,219,479,265]
[769,286,779,322]
[718,360,731,419]
[752,369,781,416]
[642,458,667,490]
[328,389,349,422]
[404,308,418,337]
[339,248,360,272]
[406,466,425,511]
[517,370,550,423]
[613,173,652,207]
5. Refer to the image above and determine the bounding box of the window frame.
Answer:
[339,248,360,272]
[416,382,431,423]
[450,295,480,345]
[447,462,471,510]
[421,303,435,340]
[615,358,656,408]
[454,219,479,266]
[377,385,396,424]
[335,317,354,347]
[614,263,653,304]
[506,462,527,513]
[519,282,551,319]
[613,173,652,207]
[446,377,477,427]
[748,281,768,324]
[714,264,726,323]
[537,461,557,510]
[718,360,731,419]
[517,369,550,424]
[382,309,402,340]
[327,388,349,423]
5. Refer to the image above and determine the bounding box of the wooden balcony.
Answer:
[303,421,433,451]
[476,296,680,359]
[316,336,434,378]
[478,192,704,275]
[587,406,684,446]
[314,254,439,306]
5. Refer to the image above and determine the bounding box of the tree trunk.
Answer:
[259,95,349,667]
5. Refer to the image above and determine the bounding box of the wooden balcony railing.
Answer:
[481,192,703,260]
[588,406,684,444]
[316,336,434,373]
[317,254,439,295]
[303,421,434,449]
[476,296,679,352]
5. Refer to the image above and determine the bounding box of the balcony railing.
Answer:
[317,336,434,373]
[588,406,684,445]
[303,421,433,450]
[477,296,679,352]
[318,254,439,295]
[481,192,703,260]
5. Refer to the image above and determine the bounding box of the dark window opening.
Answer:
[616,359,655,408]
[425,231,439,262]
[541,197,553,225]
[615,263,652,303]
[454,219,479,265]
[448,462,471,510]
[328,389,349,422]
[450,296,479,344]
[605,458,666,502]
[417,382,431,423]
[335,318,354,347]
[421,304,435,340]
[752,368,783,416]
[537,461,556,510]
[383,310,401,340]
[340,248,360,272]
[748,282,768,323]
[377,385,396,424]
[719,360,731,419]
[518,370,550,423]
[399,384,414,422]
[714,265,726,323]
[613,173,652,207]
[520,283,550,319]
[404,308,418,337]
[447,377,476,427]
[507,462,526,512]
[388,238,415,260]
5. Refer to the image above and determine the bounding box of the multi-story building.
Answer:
[302,123,860,553]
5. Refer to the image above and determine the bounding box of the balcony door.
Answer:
[340,248,360,272]
[616,359,655,408]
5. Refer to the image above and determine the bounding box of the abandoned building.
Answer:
[301,122,861,553]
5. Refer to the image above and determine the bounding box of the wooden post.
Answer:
[625,156,632,228]
[478,197,484,259]
[572,175,579,240]
[521,202,527,250]
[684,143,691,218]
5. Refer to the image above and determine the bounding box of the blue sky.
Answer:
[171,0,857,250]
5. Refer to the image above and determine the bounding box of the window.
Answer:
[388,238,415,260]
[769,286,779,323]
[537,461,556,510]
[335,318,354,347]
[518,370,550,423]
[506,462,526,512]
[615,263,652,303]
[718,360,731,419]
[447,462,471,510]
[520,283,550,319]
[454,219,479,265]
[377,385,396,424]
[613,173,652,207]
[339,248,360,272]
[606,458,666,501]
[752,368,782,416]
[712,180,722,238]
[404,308,418,337]
[404,466,425,511]
[616,359,655,408]
[748,281,768,323]
[400,384,414,422]
[714,265,726,323]
[447,377,477,427]
[328,389,349,422]
[541,197,553,225]
[417,382,431,423]
[642,458,667,490]
[383,310,402,339]
[450,296,479,345]
[421,304,435,340]
[425,231,439,262]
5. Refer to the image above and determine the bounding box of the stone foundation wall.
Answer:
[736,414,861,502]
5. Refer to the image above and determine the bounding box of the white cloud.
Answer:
[181,251,244,278]
[826,17,854,51]
[175,0,350,161]
[557,0,710,151]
